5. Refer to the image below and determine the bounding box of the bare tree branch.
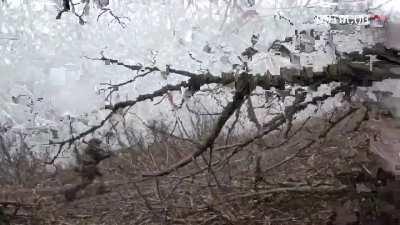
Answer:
[49,44,400,164]
[142,73,255,177]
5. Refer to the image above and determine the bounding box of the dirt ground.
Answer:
[2,107,400,225]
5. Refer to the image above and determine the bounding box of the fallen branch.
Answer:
[142,73,255,177]
[228,185,349,201]
[50,44,400,163]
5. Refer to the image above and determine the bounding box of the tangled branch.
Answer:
[48,44,400,172]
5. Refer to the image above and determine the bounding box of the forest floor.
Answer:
[2,106,400,225]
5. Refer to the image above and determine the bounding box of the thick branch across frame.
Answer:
[50,46,400,168]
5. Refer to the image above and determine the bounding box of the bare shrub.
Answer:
[0,125,49,188]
